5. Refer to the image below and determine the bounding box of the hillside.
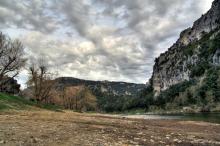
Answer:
[0,93,61,111]
[54,77,146,96]
[22,77,146,112]
[0,93,35,111]
[54,77,146,112]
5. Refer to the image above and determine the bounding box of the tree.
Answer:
[0,32,26,88]
[63,86,97,111]
[78,86,97,111]
[63,86,80,110]
[27,59,55,103]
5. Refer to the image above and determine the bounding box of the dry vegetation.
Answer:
[0,110,220,146]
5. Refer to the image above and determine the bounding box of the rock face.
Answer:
[213,48,220,65]
[151,0,220,95]
[177,0,220,46]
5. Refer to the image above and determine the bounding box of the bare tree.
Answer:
[27,59,56,103]
[64,86,80,110]
[63,86,97,111]
[0,32,26,88]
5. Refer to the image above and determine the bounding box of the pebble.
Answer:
[0,140,5,144]
[173,138,182,143]
[159,141,165,144]
[150,139,154,143]
[32,138,38,143]
[134,138,140,140]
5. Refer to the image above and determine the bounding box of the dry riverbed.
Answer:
[0,110,220,146]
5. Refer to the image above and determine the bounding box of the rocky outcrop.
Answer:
[177,0,220,46]
[213,48,220,65]
[151,0,220,95]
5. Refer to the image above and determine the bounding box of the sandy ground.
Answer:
[0,110,220,146]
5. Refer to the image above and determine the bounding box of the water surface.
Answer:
[124,113,220,124]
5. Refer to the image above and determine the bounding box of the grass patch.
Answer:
[0,93,34,110]
[0,92,62,111]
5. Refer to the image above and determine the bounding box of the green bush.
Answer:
[156,80,195,106]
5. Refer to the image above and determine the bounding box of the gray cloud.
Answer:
[0,0,212,86]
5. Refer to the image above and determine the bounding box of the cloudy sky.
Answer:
[0,0,213,87]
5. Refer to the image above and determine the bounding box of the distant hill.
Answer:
[21,77,146,112]
[54,77,146,97]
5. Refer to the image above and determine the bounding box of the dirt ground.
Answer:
[0,110,220,146]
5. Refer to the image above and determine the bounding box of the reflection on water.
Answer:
[124,113,220,124]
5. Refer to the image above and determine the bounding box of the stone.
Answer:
[213,48,220,65]
[0,140,5,144]
[150,139,154,143]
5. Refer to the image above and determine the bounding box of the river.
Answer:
[123,113,220,124]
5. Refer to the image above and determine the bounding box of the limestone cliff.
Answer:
[151,0,220,95]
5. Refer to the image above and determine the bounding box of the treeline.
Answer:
[54,86,97,111]
[141,67,220,112]
[92,88,146,112]
[25,61,97,112]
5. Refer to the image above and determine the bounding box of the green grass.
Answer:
[38,103,63,112]
[0,92,62,111]
[0,93,35,110]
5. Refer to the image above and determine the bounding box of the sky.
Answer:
[0,0,213,88]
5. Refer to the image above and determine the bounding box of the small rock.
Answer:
[134,138,140,140]
[173,138,182,143]
[130,141,138,145]
[159,141,165,144]
[0,140,5,144]
[150,139,154,143]
[31,138,38,143]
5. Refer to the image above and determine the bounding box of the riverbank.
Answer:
[0,110,220,146]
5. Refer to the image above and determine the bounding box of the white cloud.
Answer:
[0,0,213,86]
